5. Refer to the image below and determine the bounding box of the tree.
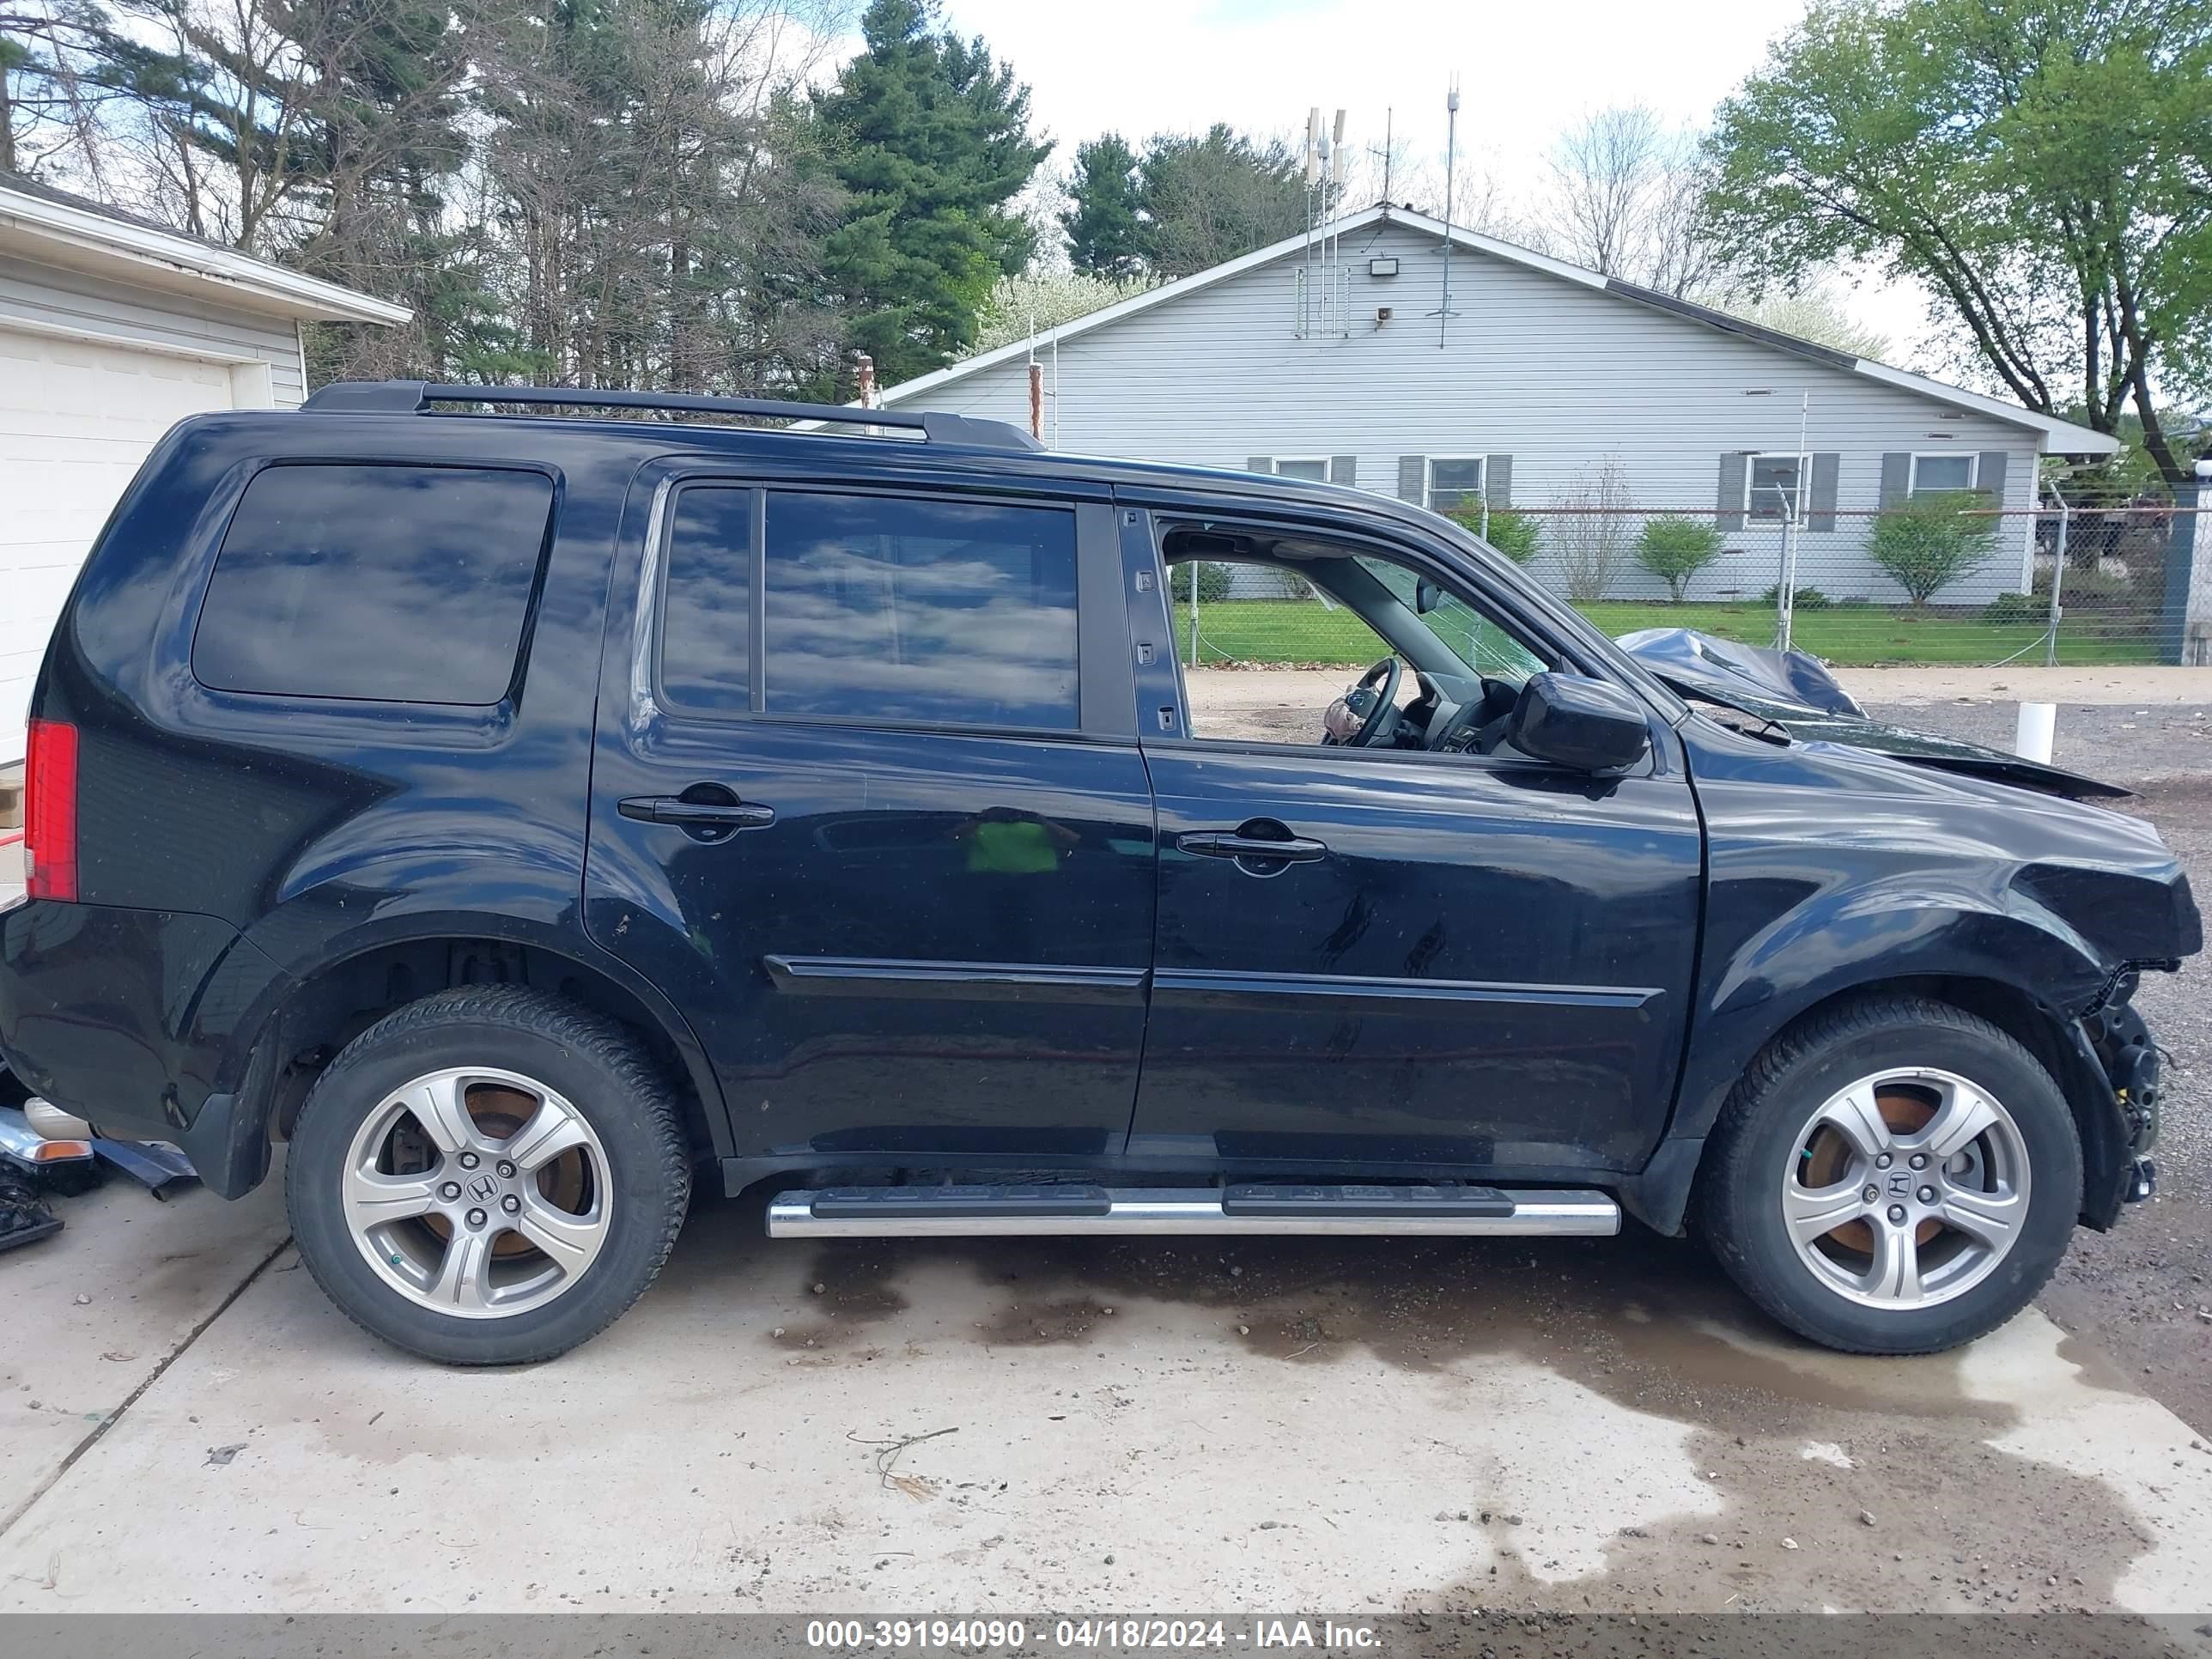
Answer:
[1707,283,1892,360]
[965,267,1149,356]
[1704,0,2212,484]
[1,0,128,173]
[1060,131,1144,277]
[1636,516,1726,601]
[1868,489,1998,604]
[1547,455,1635,603]
[1540,105,1720,296]
[811,0,1049,386]
[1136,124,1303,279]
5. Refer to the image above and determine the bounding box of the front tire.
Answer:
[287,986,692,1364]
[1698,996,2081,1355]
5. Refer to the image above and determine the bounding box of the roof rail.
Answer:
[298,380,1044,452]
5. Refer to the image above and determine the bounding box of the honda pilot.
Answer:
[0,382,2196,1364]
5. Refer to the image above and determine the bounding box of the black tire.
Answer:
[1698,995,2081,1355]
[287,986,692,1364]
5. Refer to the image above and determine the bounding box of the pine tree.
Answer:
[811,0,1048,386]
[1060,131,1145,278]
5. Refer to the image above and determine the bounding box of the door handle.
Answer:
[1177,830,1327,861]
[618,795,775,830]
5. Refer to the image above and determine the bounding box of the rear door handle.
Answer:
[1177,830,1327,861]
[618,795,775,829]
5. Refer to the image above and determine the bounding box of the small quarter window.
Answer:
[658,486,755,714]
[765,492,1079,731]
[193,463,552,704]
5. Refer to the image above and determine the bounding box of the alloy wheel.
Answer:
[339,1066,612,1320]
[1780,1066,2031,1310]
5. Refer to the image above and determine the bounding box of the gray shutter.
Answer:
[1808,452,1839,532]
[1976,450,2008,504]
[1328,454,1358,488]
[1879,452,1911,507]
[1486,453,1512,507]
[1398,455,1426,503]
[1246,456,1274,476]
[1717,453,1747,532]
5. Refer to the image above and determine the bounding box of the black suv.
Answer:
[1,383,2197,1364]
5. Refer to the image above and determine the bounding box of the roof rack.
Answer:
[298,380,1043,452]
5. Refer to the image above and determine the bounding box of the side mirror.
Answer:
[1413,577,1442,616]
[1508,672,1651,772]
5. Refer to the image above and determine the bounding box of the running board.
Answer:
[765,1183,1620,1238]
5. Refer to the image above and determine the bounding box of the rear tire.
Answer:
[1698,995,2080,1355]
[287,986,691,1364]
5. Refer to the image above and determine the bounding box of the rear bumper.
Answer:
[0,898,290,1190]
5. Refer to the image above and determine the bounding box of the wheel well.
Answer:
[256,939,715,1160]
[1771,975,2122,1224]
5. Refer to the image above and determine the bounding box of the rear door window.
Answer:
[193,463,554,704]
[658,489,1080,732]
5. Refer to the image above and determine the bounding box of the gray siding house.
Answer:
[0,171,409,763]
[876,206,2114,608]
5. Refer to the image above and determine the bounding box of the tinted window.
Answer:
[657,487,753,713]
[194,464,551,703]
[764,492,1079,729]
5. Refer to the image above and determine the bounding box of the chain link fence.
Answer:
[1170,498,2197,670]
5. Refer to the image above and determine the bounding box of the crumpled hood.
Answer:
[1616,626,2130,802]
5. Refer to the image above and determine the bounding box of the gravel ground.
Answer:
[1859,698,2212,1437]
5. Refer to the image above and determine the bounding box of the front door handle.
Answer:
[618,794,775,830]
[1177,830,1327,862]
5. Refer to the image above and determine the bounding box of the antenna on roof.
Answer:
[1297,104,1350,339]
[1434,76,1462,348]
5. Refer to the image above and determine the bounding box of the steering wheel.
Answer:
[1347,655,1403,747]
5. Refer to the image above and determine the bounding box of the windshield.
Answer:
[1355,556,1548,679]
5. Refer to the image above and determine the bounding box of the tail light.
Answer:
[25,718,78,902]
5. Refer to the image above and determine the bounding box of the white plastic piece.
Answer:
[2014,702,2056,763]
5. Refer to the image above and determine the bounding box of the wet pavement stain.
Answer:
[660,1207,2179,1618]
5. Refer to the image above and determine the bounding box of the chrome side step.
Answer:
[766,1182,1620,1238]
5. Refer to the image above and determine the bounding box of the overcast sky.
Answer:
[928,0,1936,362]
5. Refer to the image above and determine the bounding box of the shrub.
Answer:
[1981,590,2044,626]
[1636,516,1725,601]
[1868,490,1997,605]
[1759,584,1833,610]
[1173,561,1234,604]
[1447,504,1540,564]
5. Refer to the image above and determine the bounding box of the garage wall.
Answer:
[0,251,307,404]
[0,252,319,763]
[0,326,266,765]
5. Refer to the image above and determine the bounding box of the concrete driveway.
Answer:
[3,1177,2210,1618]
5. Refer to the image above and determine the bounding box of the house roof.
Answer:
[878,204,2118,458]
[0,170,412,327]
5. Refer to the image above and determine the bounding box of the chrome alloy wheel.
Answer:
[1780,1067,2032,1310]
[340,1066,611,1319]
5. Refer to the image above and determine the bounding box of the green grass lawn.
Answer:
[1172,599,2156,668]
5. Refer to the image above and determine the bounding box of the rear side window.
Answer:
[763,491,1078,729]
[193,463,554,704]
[655,486,753,714]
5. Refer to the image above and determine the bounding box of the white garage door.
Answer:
[0,327,246,762]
